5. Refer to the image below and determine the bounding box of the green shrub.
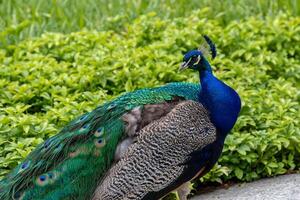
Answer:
[0,10,299,191]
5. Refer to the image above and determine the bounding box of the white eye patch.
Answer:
[193,55,201,66]
[186,57,192,65]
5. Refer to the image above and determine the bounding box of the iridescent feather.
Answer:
[0,82,200,200]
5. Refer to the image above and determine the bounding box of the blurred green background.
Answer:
[0,0,299,198]
[0,0,299,46]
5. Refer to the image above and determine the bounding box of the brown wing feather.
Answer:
[94,100,216,200]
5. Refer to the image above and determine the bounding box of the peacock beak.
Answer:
[179,58,191,71]
[179,62,188,71]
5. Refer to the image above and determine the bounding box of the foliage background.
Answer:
[0,0,299,197]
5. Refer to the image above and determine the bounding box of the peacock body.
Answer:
[0,35,241,200]
[93,36,241,200]
[0,82,200,200]
[94,100,216,199]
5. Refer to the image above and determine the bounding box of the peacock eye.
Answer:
[191,56,197,62]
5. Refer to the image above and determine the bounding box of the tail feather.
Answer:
[0,82,199,200]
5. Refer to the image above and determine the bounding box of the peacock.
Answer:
[0,35,241,200]
[93,36,241,200]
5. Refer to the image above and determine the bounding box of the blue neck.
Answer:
[197,58,241,139]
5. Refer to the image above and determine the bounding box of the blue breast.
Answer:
[198,70,241,138]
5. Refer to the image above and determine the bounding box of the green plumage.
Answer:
[0,82,199,200]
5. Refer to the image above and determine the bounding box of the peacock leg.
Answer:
[176,182,190,200]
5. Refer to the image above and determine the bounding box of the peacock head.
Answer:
[180,35,216,71]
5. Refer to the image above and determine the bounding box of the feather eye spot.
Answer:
[39,175,47,182]
[47,172,58,183]
[18,161,31,173]
[14,192,20,198]
[48,173,54,179]
[78,114,89,122]
[54,144,62,150]
[36,174,49,186]
[80,124,89,132]
[82,124,88,129]
[79,115,87,121]
[53,144,63,153]
[13,191,24,200]
[43,139,51,148]
[36,172,59,186]
[94,138,105,148]
[20,161,30,170]
[107,103,116,110]
[94,127,104,137]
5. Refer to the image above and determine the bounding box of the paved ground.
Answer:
[191,174,300,200]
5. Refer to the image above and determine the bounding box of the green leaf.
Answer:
[234,168,244,179]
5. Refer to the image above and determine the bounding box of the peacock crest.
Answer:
[198,35,217,60]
